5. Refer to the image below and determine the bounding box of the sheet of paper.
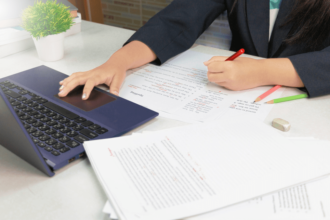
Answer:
[119,50,284,123]
[104,175,330,219]
[186,175,330,220]
[103,201,118,219]
[85,117,330,220]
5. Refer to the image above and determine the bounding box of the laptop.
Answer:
[0,65,158,177]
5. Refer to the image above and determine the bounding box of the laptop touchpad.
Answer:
[55,86,116,112]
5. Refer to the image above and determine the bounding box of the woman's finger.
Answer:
[59,72,81,87]
[207,61,227,73]
[207,72,228,83]
[109,72,126,96]
[58,75,88,97]
[82,78,99,100]
[203,56,227,65]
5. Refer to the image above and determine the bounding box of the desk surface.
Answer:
[1,21,330,220]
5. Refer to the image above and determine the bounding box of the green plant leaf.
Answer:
[22,0,74,39]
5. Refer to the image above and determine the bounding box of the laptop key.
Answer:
[67,131,78,137]
[45,139,57,145]
[40,108,50,114]
[74,117,87,123]
[59,118,70,123]
[89,124,100,130]
[36,98,48,104]
[43,102,79,120]
[51,151,60,156]
[46,120,58,126]
[52,114,63,120]
[28,92,37,97]
[66,140,80,148]
[22,108,33,113]
[32,131,43,137]
[34,114,44,119]
[65,121,77,127]
[32,121,43,127]
[28,102,38,107]
[59,127,71,133]
[44,146,52,152]
[45,129,56,135]
[26,118,37,124]
[53,123,64,130]
[23,123,31,129]
[22,100,33,105]
[46,112,56,117]
[17,96,27,101]
[28,110,39,116]
[59,136,71,143]
[19,115,31,121]
[53,143,65,150]
[59,147,70,153]
[38,142,46,148]
[39,135,50,141]
[31,96,41,101]
[80,129,98,139]
[39,125,50,131]
[17,112,25,117]
[40,117,51,122]
[16,104,26,109]
[34,105,44,111]
[19,90,28,95]
[11,101,20,106]
[74,135,89,143]
[96,128,108,134]
[4,90,21,98]
[72,125,84,131]
[27,127,37,133]
[32,138,40,144]
[81,120,93,127]
[8,84,16,89]
[52,132,64,139]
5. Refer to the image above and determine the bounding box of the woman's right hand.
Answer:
[58,62,126,100]
[57,40,157,100]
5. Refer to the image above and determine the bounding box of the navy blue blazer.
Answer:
[125,0,330,97]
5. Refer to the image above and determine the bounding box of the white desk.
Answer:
[1,21,330,220]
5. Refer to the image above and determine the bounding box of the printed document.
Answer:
[119,50,284,123]
[84,118,330,220]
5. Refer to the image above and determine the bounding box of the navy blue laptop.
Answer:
[0,66,158,177]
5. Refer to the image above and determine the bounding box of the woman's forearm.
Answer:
[103,40,157,71]
[259,58,304,87]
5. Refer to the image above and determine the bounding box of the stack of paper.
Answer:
[84,117,330,220]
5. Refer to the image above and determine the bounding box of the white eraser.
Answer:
[272,118,290,132]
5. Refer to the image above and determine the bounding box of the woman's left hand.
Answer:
[204,56,266,91]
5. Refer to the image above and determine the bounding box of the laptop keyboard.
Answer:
[0,80,108,157]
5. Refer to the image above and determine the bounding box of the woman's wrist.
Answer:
[256,58,304,87]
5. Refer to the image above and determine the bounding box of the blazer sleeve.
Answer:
[124,0,227,65]
[288,46,330,97]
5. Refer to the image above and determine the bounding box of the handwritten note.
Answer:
[120,50,284,123]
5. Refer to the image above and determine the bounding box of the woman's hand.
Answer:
[58,63,125,100]
[57,40,157,100]
[204,56,304,90]
[204,56,266,91]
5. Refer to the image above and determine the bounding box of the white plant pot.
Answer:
[32,33,65,62]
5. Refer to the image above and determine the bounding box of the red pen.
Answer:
[225,48,245,61]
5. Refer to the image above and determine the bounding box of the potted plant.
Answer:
[22,0,74,61]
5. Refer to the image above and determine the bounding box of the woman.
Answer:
[58,0,330,100]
